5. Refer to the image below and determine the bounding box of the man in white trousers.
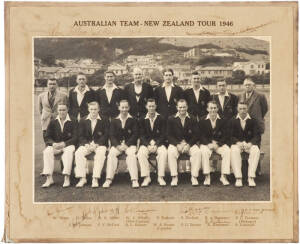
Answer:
[137,98,168,187]
[42,103,78,187]
[199,101,231,186]
[75,101,110,188]
[103,99,139,188]
[167,99,201,186]
[229,102,261,187]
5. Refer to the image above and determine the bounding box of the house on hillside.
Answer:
[36,67,62,79]
[184,47,202,58]
[213,52,233,57]
[171,64,191,80]
[195,66,233,78]
[108,63,128,76]
[233,61,267,75]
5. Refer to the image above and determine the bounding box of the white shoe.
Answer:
[191,176,199,186]
[248,177,256,187]
[204,175,211,186]
[158,176,166,186]
[141,176,151,187]
[42,176,54,188]
[220,175,230,186]
[171,176,178,187]
[132,180,139,188]
[103,179,112,188]
[92,178,99,188]
[62,176,70,188]
[235,178,243,187]
[76,178,87,188]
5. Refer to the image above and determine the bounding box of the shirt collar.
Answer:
[236,113,251,121]
[205,114,221,120]
[217,91,229,97]
[145,112,159,120]
[117,113,132,120]
[193,86,203,91]
[102,83,118,90]
[175,112,190,119]
[162,82,174,88]
[48,90,57,96]
[74,85,90,93]
[56,114,71,122]
[86,114,101,120]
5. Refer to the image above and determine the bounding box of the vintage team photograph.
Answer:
[33,37,270,202]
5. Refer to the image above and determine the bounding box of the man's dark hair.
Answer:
[146,98,157,105]
[162,68,174,76]
[207,100,218,108]
[177,98,188,105]
[104,71,116,77]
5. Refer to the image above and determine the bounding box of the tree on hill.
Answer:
[235,48,268,55]
[41,54,56,66]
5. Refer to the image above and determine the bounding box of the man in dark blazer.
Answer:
[74,101,110,188]
[103,99,139,188]
[124,67,154,119]
[137,98,168,187]
[154,68,184,119]
[211,80,238,122]
[42,103,77,188]
[199,101,231,186]
[68,73,96,121]
[96,71,126,119]
[229,102,261,187]
[167,99,201,186]
[184,71,210,121]
[239,78,268,135]
[38,78,68,135]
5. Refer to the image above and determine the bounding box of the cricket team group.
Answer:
[38,67,268,189]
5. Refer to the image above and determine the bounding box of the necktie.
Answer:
[49,93,55,108]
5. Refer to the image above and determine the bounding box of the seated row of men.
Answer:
[41,98,261,189]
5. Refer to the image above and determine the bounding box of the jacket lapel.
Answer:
[110,89,118,105]
[223,95,230,110]
[86,119,92,136]
[161,87,168,103]
[72,90,79,108]
[214,95,222,111]
[247,91,258,110]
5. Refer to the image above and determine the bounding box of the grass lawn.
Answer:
[34,89,270,202]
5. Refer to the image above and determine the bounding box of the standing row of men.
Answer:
[38,68,268,189]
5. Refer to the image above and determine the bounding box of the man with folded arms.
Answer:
[154,68,184,119]
[68,73,96,121]
[42,103,77,188]
[167,99,201,186]
[103,99,139,188]
[74,101,110,188]
[96,71,126,120]
[137,98,168,187]
[199,101,231,186]
[229,102,261,187]
[124,67,154,120]
[184,71,210,121]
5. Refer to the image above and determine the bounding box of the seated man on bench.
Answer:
[103,99,139,188]
[42,103,78,188]
[229,101,261,187]
[75,101,110,188]
[167,99,201,186]
[199,100,231,186]
[137,98,168,187]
